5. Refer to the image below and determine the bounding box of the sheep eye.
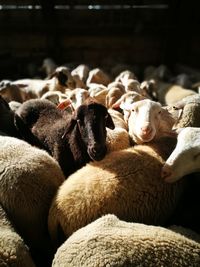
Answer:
[158,110,162,114]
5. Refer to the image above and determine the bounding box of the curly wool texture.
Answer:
[52,214,200,267]
[0,205,36,267]
[48,137,185,243]
[0,136,65,262]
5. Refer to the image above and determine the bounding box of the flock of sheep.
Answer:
[0,58,200,267]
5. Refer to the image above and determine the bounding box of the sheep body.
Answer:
[162,127,200,183]
[0,136,65,265]
[0,204,36,267]
[48,137,185,244]
[52,214,200,267]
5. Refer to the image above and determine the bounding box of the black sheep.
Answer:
[16,98,115,178]
[0,95,46,149]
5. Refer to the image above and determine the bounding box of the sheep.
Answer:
[0,204,36,267]
[86,68,111,86]
[169,73,193,89]
[65,88,90,110]
[0,95,46,149]
[8,100,22,112]
[140,79,158,101]
[16,98,115,178]
[40,57,57,78]
[12,66,75,99]
[105,86,125,108]
[0,136,65,266]
[48,136,186,245]
[106,108,130,153]
[166,94,200,129]
[124,99,176,144]
[161,127,200,183]
[144,64,172,82]
[153,80,197,105]
[89,87,109,106]
[40,90,69,105]
[71,64,90,88]
[115,70,137,84]
[0,81,25,103]
[52,214,200,267]
[111,91,147,123]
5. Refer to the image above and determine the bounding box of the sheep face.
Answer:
[161,127,200,183]
[127,99,163,143]
[73,101,115,161]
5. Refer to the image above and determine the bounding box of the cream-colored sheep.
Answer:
[126,99,176,144]
[105,86,125,108]
[71,64,90,88]
[167,94,200,129]
[86,68,111,86]
[162,127,200,183]
[115,70,137,84]
[52,214,200,267]
[0,136,65,266]
[66,88,90,110]
[12,66,75,99]
[41,91,68,105]
[106,109,130,153]
[0,204,36,267]
[155,81,197,105]
[48,136,185,245]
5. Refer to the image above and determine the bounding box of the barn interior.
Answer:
[0,0,200,80]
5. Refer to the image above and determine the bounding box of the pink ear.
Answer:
[57,99,72,110]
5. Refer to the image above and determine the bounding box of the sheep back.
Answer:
[52,214,200,267]
[48,137,185,243]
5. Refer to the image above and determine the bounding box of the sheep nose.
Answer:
[141,125,152,135]
[161,164,172,179]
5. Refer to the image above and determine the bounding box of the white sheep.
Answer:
[166,94,200,129]
[71,64,90,88]
[0,204,36,267]
[161,127,200,183]
[0,136,65,266]
[105,86,125,108]
[125,99,176,144]
[40,90,69,105]
[86,68,111,86]
[66,88,90,110]
[48,136,185,245]
[12,66,75,99]
[52,214,200,267]
[106,109,130,153]
[115,70,137,84]
[111,91,146,123]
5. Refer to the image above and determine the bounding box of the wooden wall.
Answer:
[0,0,200,79]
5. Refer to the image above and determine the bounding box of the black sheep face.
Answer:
[75,102,115,161]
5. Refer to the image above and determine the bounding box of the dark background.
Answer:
[0,0,200,79]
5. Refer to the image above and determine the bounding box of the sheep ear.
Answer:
[106,112,115,129]
[62,118,77,139]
